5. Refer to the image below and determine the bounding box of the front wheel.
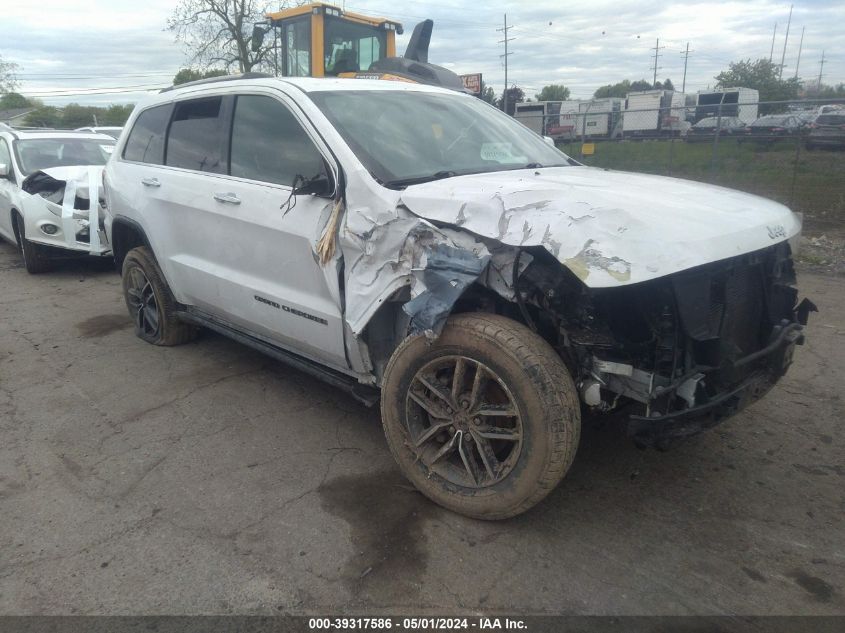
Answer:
[121,246,198,346]
[14,213,52,274]
[381,313,581,520]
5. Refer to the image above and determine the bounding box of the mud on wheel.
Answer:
[121,246,197,346]
[381,313,581,520]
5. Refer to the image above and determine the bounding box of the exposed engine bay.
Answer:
[478,241,816,445]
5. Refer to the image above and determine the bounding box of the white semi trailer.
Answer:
[695,88,760,124]
[623,90,689,137]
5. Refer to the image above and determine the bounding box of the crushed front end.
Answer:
[519,241,815,447]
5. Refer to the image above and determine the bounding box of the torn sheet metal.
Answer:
[396,167,802,288]
[402,242,491,336]
[334,171,490,337]
[21,166,109,255]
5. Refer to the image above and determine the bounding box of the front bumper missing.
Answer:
[627,322,806,446]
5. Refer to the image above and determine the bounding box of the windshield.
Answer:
[752,116,790,126]
[309,89,572,188]
[14,138,114,176]
[324,17,386,75]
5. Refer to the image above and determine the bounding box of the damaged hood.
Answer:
[397,166,801,287]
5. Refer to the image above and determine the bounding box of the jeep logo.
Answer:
[767,225,786,239]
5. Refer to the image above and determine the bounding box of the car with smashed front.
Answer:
[0,124,115,273]
[103,77,813,519]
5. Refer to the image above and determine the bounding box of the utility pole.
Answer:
[769,23,777,62]
[817,51,826,89]
[794,27,804,80]
[680,43,693,93]
[779,4,793,78]
[497,14,515,114]
[651,38,665,87]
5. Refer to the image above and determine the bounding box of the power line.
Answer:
[769,23,777,62]
[497,13,515,113]
[680,42,694,92]
[22,84,168,98]
[650,37,664,87]
[794,26,805,79]
[779,4,792,79]
[817,51,826,88]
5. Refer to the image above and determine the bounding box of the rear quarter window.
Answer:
[123,104,173,164]
[165,97,230,174]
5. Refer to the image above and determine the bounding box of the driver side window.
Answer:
[229,95,325,187]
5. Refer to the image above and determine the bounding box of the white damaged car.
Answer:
[104,77,815,519]
[0,125,115,273]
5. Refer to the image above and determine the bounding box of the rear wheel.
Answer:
[121,246,197,346]
[14,212,52,274]
[381,313,581,520]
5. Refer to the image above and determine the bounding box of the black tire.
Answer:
[121,246,197,346]
[380,313,581,520]
[14,212,53,274]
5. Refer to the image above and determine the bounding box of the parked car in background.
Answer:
[686,116,746,142]
[104,76,811,519]
[806,112,845,150]
[75,126,124,139]
[0,124,115,272]
[742,114,802,143]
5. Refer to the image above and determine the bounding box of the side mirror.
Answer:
[251,25,267,52]
[0,163,9,178]
[543,136,555,146]
[293,172,333,197]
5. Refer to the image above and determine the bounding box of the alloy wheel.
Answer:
[404,355,523,488]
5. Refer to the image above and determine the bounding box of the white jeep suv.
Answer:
[104,75,812,519]
[0,124,115,272]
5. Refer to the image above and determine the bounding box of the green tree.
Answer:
[656,78,674,91]
[714,58,800,111]
[0,92,30,109]
[536,84,570,102]
[478,81,496,105]
[101,104,135,125]
[0,54,19,93]
[805,82,845,99]
[24,106,61,128]
[593,79,653,99]
[173,67,227,85]
[167,0,282,73]
[498,86,525,116]
[61,103,100,128]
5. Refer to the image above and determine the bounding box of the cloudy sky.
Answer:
[2,0,843,107]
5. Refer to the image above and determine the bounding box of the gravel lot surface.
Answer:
[0,239,842,615]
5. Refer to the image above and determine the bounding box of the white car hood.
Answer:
[398,166,801,287]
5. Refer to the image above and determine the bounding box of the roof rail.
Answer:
[159,72,274,93]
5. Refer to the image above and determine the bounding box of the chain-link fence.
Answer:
[515,98,845,234]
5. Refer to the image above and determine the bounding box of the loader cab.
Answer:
[260,2,402,78]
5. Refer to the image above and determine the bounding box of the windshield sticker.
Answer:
[480,143,527,164]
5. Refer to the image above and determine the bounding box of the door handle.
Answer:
[141,177,160,187]
[213,192,241,205]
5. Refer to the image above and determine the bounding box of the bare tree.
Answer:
[167,0,290,73]
[0,54,20,93]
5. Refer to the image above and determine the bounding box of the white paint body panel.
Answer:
[398,166,801,288]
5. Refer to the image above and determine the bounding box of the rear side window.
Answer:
[166,97,229,174]
[229,95,325,186]
[123,104,172,164]
[816,114,845,125]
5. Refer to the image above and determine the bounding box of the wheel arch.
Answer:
[111,216,152,270]
[10,207,23,247]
